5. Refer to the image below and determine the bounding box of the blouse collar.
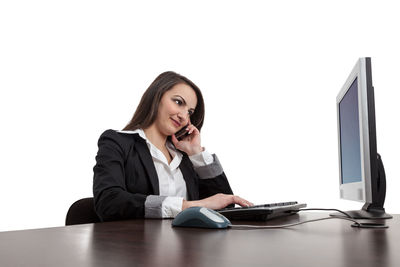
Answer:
[117,129,182,169]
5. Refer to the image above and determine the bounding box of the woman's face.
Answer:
[154,83,198,137]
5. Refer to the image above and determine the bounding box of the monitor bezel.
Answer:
[336,57,375,203]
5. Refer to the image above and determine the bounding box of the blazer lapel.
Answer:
[179,156,199,200]
[135,138,160,195]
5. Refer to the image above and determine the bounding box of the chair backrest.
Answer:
[65,197,101,225]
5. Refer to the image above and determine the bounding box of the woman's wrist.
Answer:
[186,146,204,156]
[182,199,200,210]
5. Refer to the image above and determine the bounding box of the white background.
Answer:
[1,0,399,231]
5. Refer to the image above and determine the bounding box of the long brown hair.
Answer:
[123,71,205,132]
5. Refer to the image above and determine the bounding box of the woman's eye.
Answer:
[188,110,194,116]
[174,99,183,105]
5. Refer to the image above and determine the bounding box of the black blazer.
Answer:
[93,129,233,221]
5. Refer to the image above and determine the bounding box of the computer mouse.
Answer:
[172,207,231,229]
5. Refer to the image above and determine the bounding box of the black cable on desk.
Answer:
[229,216,361,229]
[299,208,352,218]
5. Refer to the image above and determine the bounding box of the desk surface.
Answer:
[1,212,399,267]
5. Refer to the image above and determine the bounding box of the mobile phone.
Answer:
[175,125,190,141]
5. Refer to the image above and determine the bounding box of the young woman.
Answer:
[93,71,252,221]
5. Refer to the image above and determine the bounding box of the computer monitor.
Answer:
[335,57,392,219]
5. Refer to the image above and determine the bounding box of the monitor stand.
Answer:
[330,154,393,220]
[330,205,392,219]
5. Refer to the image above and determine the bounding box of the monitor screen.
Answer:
[338,77,362,184]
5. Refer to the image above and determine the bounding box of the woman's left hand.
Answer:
[171,124,203,156]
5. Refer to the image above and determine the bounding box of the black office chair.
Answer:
[65,197,101,225]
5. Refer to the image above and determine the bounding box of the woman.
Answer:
[93,71,252,221]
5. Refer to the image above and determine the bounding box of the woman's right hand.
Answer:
[182,193,254,211]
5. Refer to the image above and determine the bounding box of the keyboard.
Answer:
[216,201,307,221]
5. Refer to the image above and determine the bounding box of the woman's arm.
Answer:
[173,125,253,211]
[187,156,253,210]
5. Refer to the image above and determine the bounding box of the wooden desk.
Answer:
[0,213,399,267]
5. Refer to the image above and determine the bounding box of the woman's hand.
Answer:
[171,124,203,156]
[182,193,254,211]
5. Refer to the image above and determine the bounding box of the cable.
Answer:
[299,208,353,218]
[229,216,361,230]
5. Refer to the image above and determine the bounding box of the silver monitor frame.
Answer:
[336,58,372,203]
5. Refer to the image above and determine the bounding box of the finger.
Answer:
[192,126,200,135]
[239,197,254,206]
[186,125,195,134]
[188,125,199,135]
[234,196,253,207]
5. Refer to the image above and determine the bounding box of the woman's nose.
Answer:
[177,110,190,123]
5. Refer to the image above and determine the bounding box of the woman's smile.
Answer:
[171,118,181,128]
